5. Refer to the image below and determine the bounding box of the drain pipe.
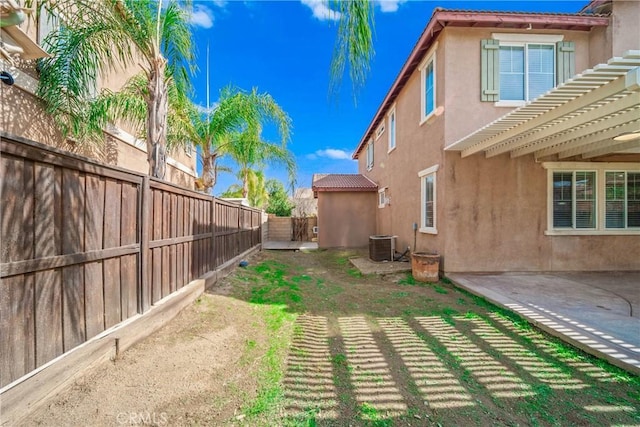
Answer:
[412,222,418,253]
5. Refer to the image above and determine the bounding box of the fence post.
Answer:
[139,176,151,313]
[210,196,216,270]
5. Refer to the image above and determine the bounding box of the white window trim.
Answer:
[387,105,397,153]
[375,123,385,140]
[492,34,563,106]
[418,164,439,234]
[378,187,388,208]
[543,162,640,236]
[366,140,374,171]
[419,42,438,126]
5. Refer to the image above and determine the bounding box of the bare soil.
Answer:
[23,249,640,426]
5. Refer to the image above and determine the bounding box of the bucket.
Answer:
[411,252,440,282]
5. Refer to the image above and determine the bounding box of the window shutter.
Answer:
[556,41,575,85]
[481,39,500,102]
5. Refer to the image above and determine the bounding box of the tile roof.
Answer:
[312,174,378,193]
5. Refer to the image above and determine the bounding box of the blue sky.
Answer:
[186,0,586,195]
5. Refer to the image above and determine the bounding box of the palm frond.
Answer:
[329,0,375,100]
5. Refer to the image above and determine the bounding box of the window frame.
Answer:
[366,140,374,171]
[418,164,439,234]
[387,106,396,153]
[378,187,388,208]
[605,170,640,230]
[492,33,563,107]
[544,162,640,235]
[419,42,438,125]
[375,122,385,140]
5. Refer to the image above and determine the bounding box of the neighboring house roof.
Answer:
[446,51,640,159]
[312,174,378,195]
[351,7,610,159]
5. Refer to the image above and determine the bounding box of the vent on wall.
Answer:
[369,235,395,262]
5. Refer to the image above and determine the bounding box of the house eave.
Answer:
[352,9,610,160]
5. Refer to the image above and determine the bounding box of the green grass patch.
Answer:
[242,304,296,421]
[398,273,418,286]
[433,284,448,294]
[347,268,363,278]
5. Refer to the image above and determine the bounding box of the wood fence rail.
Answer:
[0,133,262,388]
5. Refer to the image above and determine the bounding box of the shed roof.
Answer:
[351,7,610,159]
[312,174,378,194]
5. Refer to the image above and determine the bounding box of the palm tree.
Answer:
[224,125,296,199]
[34,0,194,179]
[329,0,375,97]
[191,86,292,194]
[220,170,269,208]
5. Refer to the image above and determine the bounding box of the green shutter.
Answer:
[556,41,575,85]
[481,39,500,102]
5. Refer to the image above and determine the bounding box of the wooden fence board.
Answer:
[104,258,121,328]
[1,157,24,263]
[62,265,85,351]
[1,274,35,384]
[152,248,162,304]
[121,255,137,319]
[35,269,63,367]
[61,169,85,255]
[34,164,61,259]
[120,183,138,318]
[84,175,105,251]
[84,261,104,339]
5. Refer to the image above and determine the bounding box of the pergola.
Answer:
[446,50,640,160]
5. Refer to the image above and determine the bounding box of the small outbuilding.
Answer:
[312,174,378,248]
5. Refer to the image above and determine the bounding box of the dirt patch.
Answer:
[23,249,640,426]
[25,293,268,426]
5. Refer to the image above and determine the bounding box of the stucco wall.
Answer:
[357,23,640,272]
[611,0,640,57]
[317,192,376,248]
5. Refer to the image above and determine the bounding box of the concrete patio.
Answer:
[448,272,640,375]
[262,241,318,250]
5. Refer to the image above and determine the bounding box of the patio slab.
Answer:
[262,241,318,250]
[349,257,412,275]
[448,272,640,375]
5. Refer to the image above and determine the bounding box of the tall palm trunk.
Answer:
[200,147,218,193]
[147,58,169,179]
[241,167,250,198]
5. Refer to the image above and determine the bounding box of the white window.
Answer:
[419,43,437,124]
[185,143,194,157]
[378,187,387,208]
[366,140,374,171]
[375,123,385,140]
[418,165,438,234]
[552,171,596,229]
[499,43,555,101]
[545,163,640,235]
[388,107,396,152]
[605,171,640,229]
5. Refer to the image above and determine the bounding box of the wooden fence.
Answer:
[0,134,262,388]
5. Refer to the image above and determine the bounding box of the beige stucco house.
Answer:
[0,1,197,187]
[345,0,640,272]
